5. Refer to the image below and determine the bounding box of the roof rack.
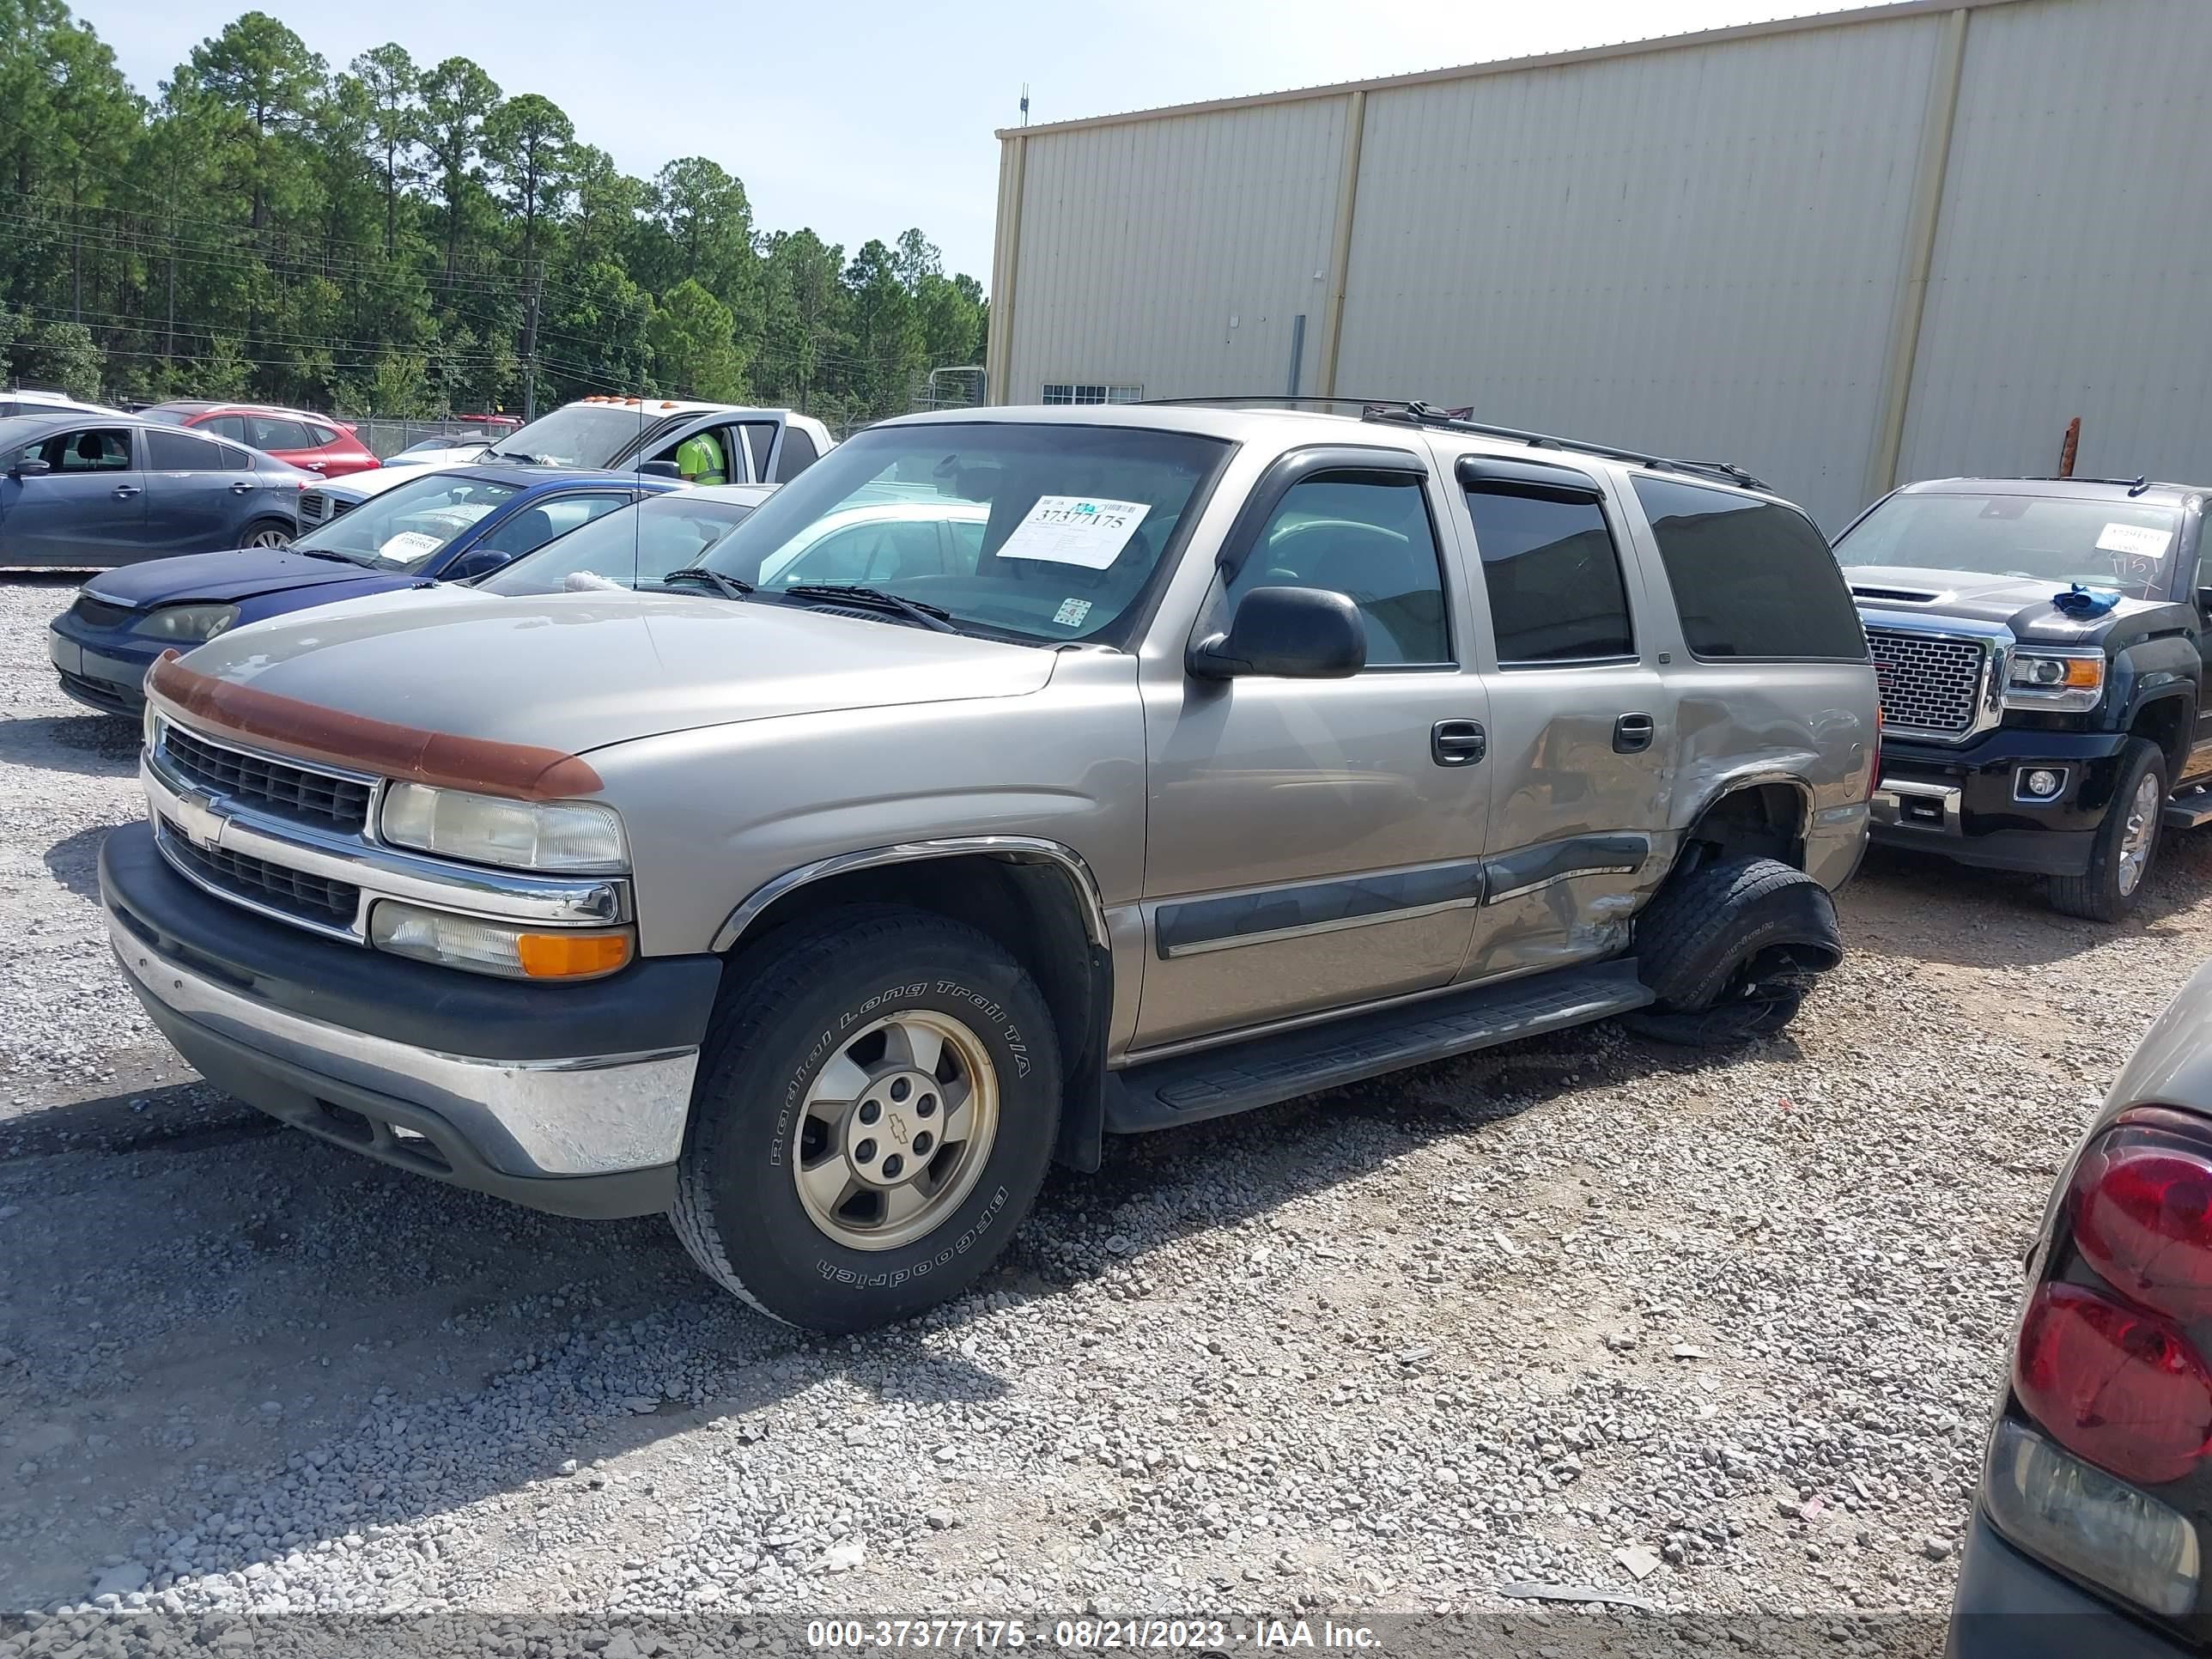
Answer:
[1139,395,1771,493]
[2016,474,2155,497]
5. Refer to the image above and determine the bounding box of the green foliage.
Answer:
[0,5,986,425]
[648,279,745,401]
[3,311,104,398]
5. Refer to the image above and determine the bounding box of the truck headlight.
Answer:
[134,603,239,642]
[380,783,627,872]
[2004,649,2105,712]
[369,901,634,980]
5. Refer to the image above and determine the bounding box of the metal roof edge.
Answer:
[993,0,2027,140]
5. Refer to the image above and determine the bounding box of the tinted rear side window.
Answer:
[1464,488,1634,665]
[773,427,818,483]
[147,429,232,471]
[1633,477,1867,660]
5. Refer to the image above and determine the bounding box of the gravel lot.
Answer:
[7,570,2211,1654]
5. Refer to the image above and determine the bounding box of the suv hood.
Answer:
[1844,563,2181,645]
[175,586,1057,755]
[88,550,393,608]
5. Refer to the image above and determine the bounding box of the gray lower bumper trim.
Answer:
[110,911,697,1177]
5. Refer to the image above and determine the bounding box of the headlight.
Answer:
[2004,649,2105,712]
[370,900,633,980]
[380,782,627,872]
[134,604,239,643]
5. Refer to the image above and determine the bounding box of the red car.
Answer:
[142,403,381,478]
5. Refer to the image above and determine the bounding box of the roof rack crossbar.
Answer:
[1137,395,1770,493]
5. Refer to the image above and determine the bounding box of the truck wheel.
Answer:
[2048,738,2165,923]
[670,905,1060,1333]
[1624,855,1842,1047]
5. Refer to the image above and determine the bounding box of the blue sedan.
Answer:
[3,410,311,567]
[48,464,677,717]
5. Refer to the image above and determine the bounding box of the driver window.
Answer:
[1224,473,1451,667]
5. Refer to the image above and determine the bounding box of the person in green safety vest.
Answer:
[672,428,726,484]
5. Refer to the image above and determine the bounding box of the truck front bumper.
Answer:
[1869,728,2133,878]
[100,820,722,1218]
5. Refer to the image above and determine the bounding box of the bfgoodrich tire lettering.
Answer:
[670,904,1060,1333]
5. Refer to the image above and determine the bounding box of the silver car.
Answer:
[99,401,1877,1331]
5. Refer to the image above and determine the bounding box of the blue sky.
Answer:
[80,0,1863,287]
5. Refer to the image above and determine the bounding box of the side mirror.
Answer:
[1188,585,1366,680]
[9,457,52,479]
[639,459,681,479]
[447,547,514,581]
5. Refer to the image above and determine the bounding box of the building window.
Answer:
[1042,383,1142,406]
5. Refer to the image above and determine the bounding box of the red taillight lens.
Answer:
[2074,1130,2212,1321]
[2015,1282,2212,1486]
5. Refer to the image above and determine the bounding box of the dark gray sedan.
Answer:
[0,412,307,568]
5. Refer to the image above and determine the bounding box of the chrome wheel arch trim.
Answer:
[710,836,1111,954]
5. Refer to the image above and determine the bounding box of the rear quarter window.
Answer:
[1632,477,1867,661]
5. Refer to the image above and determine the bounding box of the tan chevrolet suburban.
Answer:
[100,399,1877,1331]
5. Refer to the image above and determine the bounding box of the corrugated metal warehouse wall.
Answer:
[991,0,2211,530]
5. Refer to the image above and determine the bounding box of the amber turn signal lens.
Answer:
[2062,658,2103,690]
[515,929,634,979]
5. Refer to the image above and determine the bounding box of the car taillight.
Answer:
[2015,1281,2212,1487]
[2070,1109,2212,1321]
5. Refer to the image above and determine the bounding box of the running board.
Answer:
[1103,959,1653,1133]
[2165,788,2212,830]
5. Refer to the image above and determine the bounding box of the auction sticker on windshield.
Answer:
[2097,522,2174,558]
[375,531,445,564]
[997,496,1151,570]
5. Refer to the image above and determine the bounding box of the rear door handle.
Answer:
[112,483,140,499]
[230,482,252,494]
[1431,719,1486,767]
[1613,713,1656,754]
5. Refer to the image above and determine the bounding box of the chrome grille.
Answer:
[1866,627,1987,738]
[160,724,372,834]
[159,816,360,926]
[298,489,328,524]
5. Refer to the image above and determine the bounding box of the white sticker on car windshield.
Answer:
[2097,522,2174,558]
[1053,597,1093,629]
[374,530,445,564]
[996,496,1152,570]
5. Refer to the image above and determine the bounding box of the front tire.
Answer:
[670,905,1060,1333]
[2048,738,2165,922]
[240,520,294,549]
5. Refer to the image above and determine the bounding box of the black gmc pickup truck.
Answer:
[1835,476,2210,921]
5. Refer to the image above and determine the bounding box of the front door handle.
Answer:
[1431,719,1486,767]
[112,483,140,499]
[1613,713,1656,754]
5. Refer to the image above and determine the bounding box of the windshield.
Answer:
[293,472,520,572]
[1837,490,2185,601]
[487,404,674,467]
[479,494,763,594]
[700,421,1231,644]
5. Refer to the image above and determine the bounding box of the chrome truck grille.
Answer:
[1865,626,1990,739]
[161,722,373,835]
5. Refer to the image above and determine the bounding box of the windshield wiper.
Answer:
[290,548,362,564]
[659,566,755,601]
[781,584,957,633]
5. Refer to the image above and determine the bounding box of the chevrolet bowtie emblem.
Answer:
[173,793,225,850]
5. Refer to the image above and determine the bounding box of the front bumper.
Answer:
[1869,727,2132,877]
[48,617,161,717]
[100,820,722,1218]
[1947,1509,2189,1659]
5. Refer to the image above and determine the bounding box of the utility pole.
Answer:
[521,264,542,421]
